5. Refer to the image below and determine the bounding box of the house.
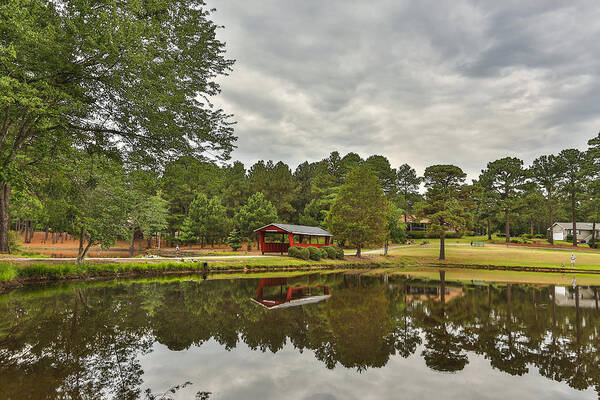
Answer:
[405,215,430,231]
[548,222,600,242]
[253,223,333,254]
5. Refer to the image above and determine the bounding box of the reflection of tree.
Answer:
[1,275,600,398]
[325,287,395,370]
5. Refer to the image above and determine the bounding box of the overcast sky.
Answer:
[207,0,600,177]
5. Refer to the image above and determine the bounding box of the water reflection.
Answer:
[0,273,599,399]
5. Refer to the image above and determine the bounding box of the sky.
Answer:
[207,0,600,177]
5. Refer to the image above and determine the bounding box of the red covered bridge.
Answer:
[254,223,333,255]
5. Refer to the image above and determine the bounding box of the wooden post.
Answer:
[258,231,265,255]
[325,236,330,245]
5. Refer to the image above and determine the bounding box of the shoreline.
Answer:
[2,257,600,293]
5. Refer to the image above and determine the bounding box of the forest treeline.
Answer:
[6,131,600,259]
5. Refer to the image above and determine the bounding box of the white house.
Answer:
[548,222,600,242]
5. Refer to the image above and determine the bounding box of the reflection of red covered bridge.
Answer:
[251,278,331,309]
[254,223,333,255]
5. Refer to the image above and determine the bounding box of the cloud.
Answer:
[207,0,600,178]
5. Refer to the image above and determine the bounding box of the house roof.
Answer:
[254,223,333,237]
[548,222,600,231]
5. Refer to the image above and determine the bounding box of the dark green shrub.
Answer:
[288,246,300,258]
[307,246,321,260]
[510,238,522,244]
[298,247,310,260]
[521,234,533,239]
[323,246,337,259]
[534,234,545,239]
[407,231,427,239]
[566,234,573,242]
[289,246,310,260]
[335,247,344,259]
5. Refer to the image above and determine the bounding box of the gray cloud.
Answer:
[207,0,600,178]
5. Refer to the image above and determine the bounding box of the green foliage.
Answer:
[7,231,22,253]
[407,231,427,239]
[388,207,407,243]
[322,246,337,259]
[335,247,345,259]
[307,246,321,261]
[227,229,243,251]
[327,165,390,255]
[416,165,471,260]
[235,192,278,240]
[180,194,230,246]
[288,246,309,260]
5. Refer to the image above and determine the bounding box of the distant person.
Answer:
[561,262,565,269]
[572,276,577,289]
[175,244,180,255]
[571,253,576,268]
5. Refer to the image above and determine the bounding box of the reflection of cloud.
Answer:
[139,339,593,399]
[206,0,600,178]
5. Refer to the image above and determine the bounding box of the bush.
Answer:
[510,238,522,244]
[406,230,464,239]
[288,246,310,260]
[589,242,599,249]
[288,246,300,258]
[566,234,573,242]
[307,246,321,260]
[407,231,427,239]
[335,247,345,259]
[322,246,337,259]
[534,234,545,239]
[522,234,533,239]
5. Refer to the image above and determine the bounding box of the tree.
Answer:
[385,207,407,255]
[235,192,278,246]
[180,194,229,247]
[530,155,567,244]
[558,149,586,247]
[248,161,295,222]
[479,158,527,243]
[138,194,170,250]
[227,229,242,251]
[326,165,390,257]
[416,165,470,260]
[61,152,131,263]
[0,0,235,252]
[395,164,422,222]
[364,155,397,195]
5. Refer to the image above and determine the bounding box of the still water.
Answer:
[1,272,599,399]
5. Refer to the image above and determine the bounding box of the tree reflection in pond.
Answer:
[1,273,599,399]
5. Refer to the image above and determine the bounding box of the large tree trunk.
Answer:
[572,192,577,247]
[592,222,597,248]
[384,240,389,256]
[548,191,554,244]
[505,210,510,243]
[439,234,446,260]
[0,182,10,253]
[356,245,361,258]
[487,218,492,240]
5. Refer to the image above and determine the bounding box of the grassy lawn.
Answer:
[389,244,600,270]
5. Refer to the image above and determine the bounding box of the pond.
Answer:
[0,272,599,399]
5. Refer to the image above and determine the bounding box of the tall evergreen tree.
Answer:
[416,165,470,260]
[558,149,586,246]
[479,157,527,243]
[530,155,567,244]
[326,165,390,257]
